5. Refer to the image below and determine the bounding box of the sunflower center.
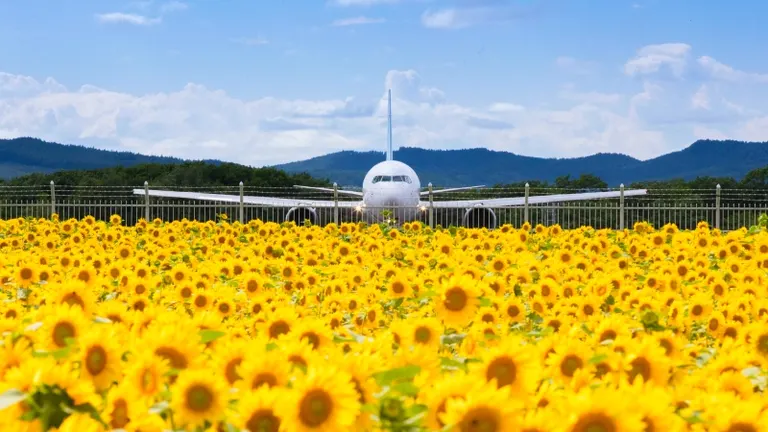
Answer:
[724,423,758,432]
[269,320,290,339]
[252,373,278,389]
[571,412,617,432]
[748,334,768,356]
[691,305,703,316]
[629,357,652,383]
[53,321,76,348]
[185,384,214,413]
[414,327,432,344]
[302,332,320,350]
[560,355,583,377]
[155,346,188,370]
[507,305,520,318]
[444,287,468,311]
[85,345,108,376]
[298,389,333,427]
[246,409,281,432]
[599,330,617,342]
[141,368,158,394]
[708,318,719,331]
[392,281,405,294]
[225,358,242,385]
[110,399,130,429]
[19,268,33,280]
[62,292,85,309]
[458,406,499,432]
[486,356,517,388]
[77,270,91,283]
[643,417,655,432]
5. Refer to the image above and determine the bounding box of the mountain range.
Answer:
[275,140,768,187]
[2,137,768,187]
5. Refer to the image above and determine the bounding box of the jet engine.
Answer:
[462,207,497,229]
[285,207,318,225]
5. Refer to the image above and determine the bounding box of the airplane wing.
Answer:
[292,185,363,197]
[420,185,486,196]
[425,189,647,209]
[132,189,361,208]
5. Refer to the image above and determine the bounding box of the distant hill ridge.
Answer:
[274,140,768,187]
[2,137,768,187]
[0,137,219,179]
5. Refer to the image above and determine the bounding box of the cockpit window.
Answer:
[372,175,411,184]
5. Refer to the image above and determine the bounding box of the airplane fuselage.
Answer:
[359,160,422,223]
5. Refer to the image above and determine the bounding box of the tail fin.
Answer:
[386,89,393,161]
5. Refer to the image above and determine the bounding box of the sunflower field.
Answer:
[1,214,768,432]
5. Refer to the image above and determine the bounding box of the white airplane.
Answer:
[134,90,647,228]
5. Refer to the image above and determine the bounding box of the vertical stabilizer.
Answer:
[386,89,393,161]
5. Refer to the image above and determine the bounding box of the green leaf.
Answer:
[372,365,421,387]
[439,356,467,372]
[199,330,226,344]
[526,312,543,324]
[478,297,492,307]
[391,382,420,397]
[0,389,26,410]
[588,354,608,365]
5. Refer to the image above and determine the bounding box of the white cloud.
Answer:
[559,89,622,105]
[624,43,691,77]
[697,56,768,83]
[331,16,386,26]
[95,12,161,26]
[2,43,768,168]
[421,1,538,29]
[691,85,709,110]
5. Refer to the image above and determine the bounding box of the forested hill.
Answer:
[0,137,207,179]
[274,140,768,187]
[1,161,330,188]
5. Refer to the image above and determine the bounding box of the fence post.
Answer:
[715,184,721,230]
[333,182,339,225]
[428,182,434,229]
[50,181,56,218]
[144,181,150,221]
[619,183,625,230]
[524,183,530,224]
[239,181,244,224]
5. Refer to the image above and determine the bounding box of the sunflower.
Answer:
[440,380,522,432]
[78,326,123,390]
[278,366,360,432]
[470,335,539,395]
[170,368,229,429]
[434,275,482,328]
[234,386,285,432]
[562,386,645,432]
[124,349,170,399]
[39,303,89,350]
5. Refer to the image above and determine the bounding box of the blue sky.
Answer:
[1,0,767,167]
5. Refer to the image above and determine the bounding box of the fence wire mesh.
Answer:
[0,184,764,231]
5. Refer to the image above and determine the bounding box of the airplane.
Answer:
[133,90,647,228]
